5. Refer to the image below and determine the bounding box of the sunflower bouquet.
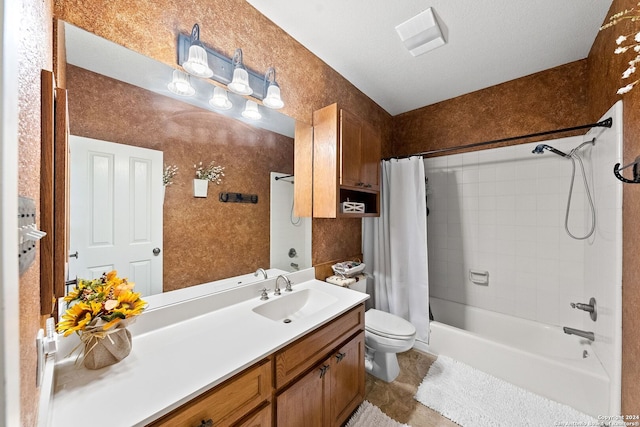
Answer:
[57,270,147,369]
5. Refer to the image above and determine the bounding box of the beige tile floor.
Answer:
[364,349,459,427]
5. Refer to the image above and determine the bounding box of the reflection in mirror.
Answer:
[63,22,310,299]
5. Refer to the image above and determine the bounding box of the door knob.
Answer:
[153,247,161,256]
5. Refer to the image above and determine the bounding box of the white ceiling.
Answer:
[246,0,613,116]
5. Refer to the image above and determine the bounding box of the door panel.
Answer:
[69,136,163,296]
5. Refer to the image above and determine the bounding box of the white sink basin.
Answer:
[252,288,338,322]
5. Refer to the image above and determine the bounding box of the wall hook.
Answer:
[613,155,640,184]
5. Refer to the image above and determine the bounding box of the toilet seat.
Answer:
[365,309,416,340]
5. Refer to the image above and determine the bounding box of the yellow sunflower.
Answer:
[102,291,146,330]
[57,301,102,336]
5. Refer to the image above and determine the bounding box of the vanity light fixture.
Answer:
[167,69,195,96]
[209,86,233,110]
[182,24,214,78]
[227,49,253,96]
[242,100,262,120]
[262,67,284,110]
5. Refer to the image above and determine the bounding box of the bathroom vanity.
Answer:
[50,269,367,427]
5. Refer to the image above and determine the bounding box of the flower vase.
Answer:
[193,178,209,198]
[82,327,132,370]
[161,185,166,203]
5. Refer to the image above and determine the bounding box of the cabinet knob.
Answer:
[356,182,364,187]
[319,364,330,378]
[197,419,213,427]
[364,183,372,188]
[335,352,346,363]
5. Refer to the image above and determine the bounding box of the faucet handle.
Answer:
[259,288,270,300]
[569,297,597,321]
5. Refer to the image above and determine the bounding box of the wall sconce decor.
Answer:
[263,67,284,110]
[227,49,253,96]
[177,24,285,119]
[182,24,214,78]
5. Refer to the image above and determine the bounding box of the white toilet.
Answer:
[350,280,416,382]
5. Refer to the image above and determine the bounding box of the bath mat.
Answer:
[345,400,410,427]
[415,355,598,427]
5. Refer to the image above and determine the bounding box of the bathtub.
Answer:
[420,297,610,417]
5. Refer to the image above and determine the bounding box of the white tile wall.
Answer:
[425,130,621,328]
[269,172,312,272]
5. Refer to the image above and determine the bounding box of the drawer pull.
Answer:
[319,364,330,378]
[198,419,213,427]
[335,352,346,363]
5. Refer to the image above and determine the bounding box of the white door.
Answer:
[69,135,163,296]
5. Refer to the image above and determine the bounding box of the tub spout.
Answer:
[563,327,595,342]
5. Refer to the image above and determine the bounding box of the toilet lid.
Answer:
[365,309,416,339]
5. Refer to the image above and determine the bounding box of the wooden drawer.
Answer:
[150,358,272,427]
[234,402,271,427]
[274,304,364,389]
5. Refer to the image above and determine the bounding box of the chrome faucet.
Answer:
[275,274,292,296]
[563,327,595,342]
[254,268,268,280]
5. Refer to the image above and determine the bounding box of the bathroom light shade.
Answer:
[167,69,195,96]
[242,100,261,120]
[262,67,284,109]
[209,86,232,110]
[182,24,213,78]
[227,49,253,96]
[183,45,213,78]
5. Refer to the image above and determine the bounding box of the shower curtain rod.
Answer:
[384,117,613,160]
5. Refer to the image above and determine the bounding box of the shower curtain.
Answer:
[362,156,430,342]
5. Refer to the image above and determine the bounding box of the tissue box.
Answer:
[341,201,365,213]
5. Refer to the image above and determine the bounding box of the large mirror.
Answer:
[63,22,311,298]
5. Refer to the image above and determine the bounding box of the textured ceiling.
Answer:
[246,0,613,115]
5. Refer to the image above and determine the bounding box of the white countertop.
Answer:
[49,269,368,427]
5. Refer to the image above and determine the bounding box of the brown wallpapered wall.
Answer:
[66,65,294,291]
[18,1,53,426]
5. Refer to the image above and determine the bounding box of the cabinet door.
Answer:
[339,109,363,188]
[276,363,328,427]
[328,331,365,427]
[294,121,313,217]
[361,123,381,191]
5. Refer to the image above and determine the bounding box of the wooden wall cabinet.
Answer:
[311,104,381,218]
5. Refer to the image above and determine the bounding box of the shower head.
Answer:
[532,144,569,158]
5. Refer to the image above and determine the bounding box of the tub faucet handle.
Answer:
[569,297,597,321]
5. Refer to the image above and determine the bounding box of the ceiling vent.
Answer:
[395,7,447,57]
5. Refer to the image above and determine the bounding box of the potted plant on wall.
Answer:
[162,164,178,202]
[193,160,225,197]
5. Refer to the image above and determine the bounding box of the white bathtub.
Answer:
[420,297,610,417]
